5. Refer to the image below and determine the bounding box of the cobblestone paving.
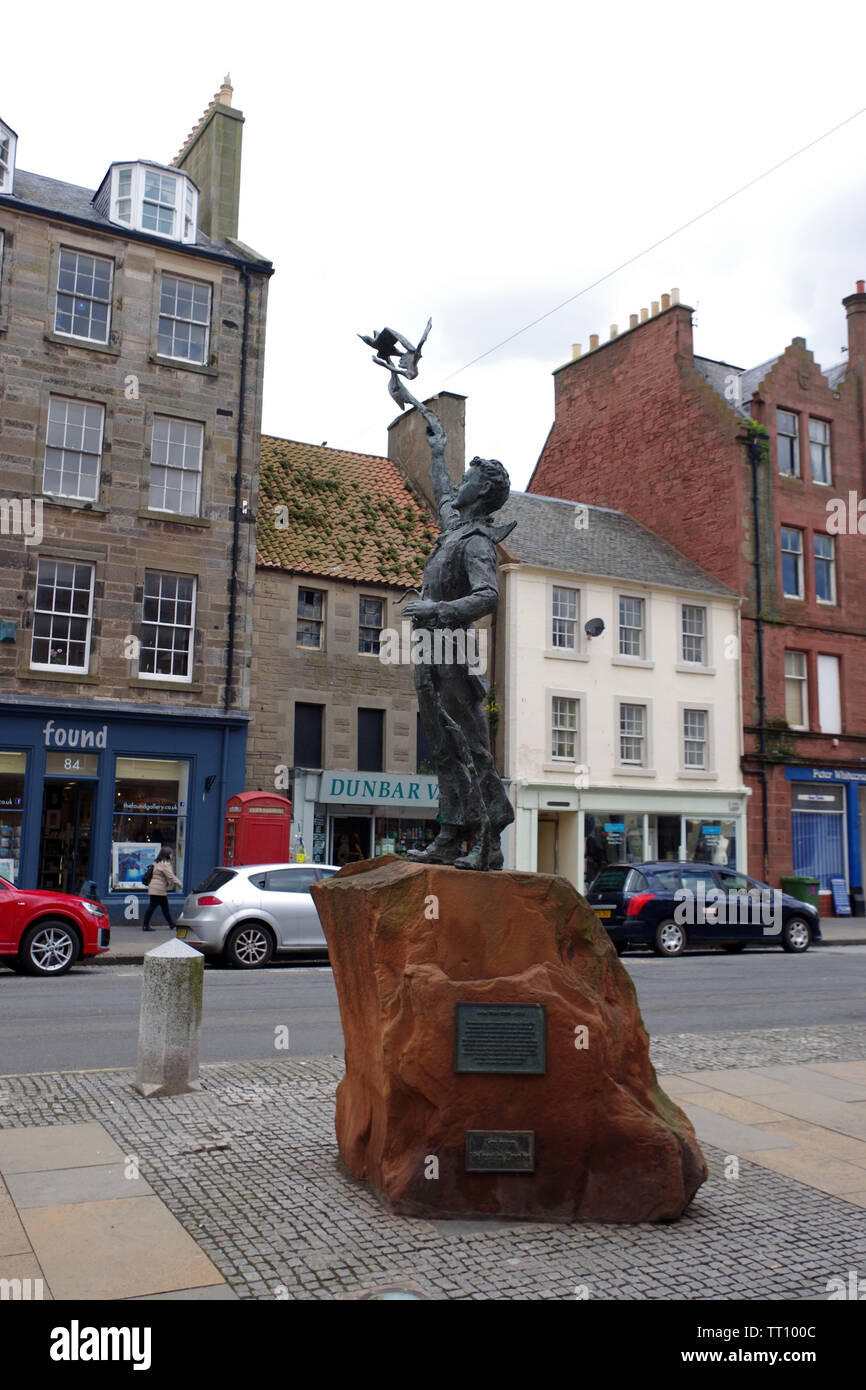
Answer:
[1,1025,864,1301]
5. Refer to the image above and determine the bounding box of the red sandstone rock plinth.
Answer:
[311,857,706,1222]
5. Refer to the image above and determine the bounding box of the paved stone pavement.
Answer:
[1,1023,865,1301]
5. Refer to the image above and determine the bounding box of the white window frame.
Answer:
[108,164,198,244]
[551,695,578,761]
[781,527,804,599]
[139,571,197,684]
[54,247,113,345]
[785,650,808,731]
[544,688,586,771]
[678,601,713,670]
[678,704,717,778]
[814,532,836,605]
[43,396,105,502]
[613,591,653,667]
[809,418,832,485]
[0,122,16,193]
[30,558,95,674]
[614,697,655,776]
[157,273,212,365]
[149,416,204,516]
[777,409,799,477]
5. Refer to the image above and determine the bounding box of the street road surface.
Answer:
[0,946,863,1075]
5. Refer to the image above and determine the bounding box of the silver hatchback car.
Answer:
[176,863,338,968]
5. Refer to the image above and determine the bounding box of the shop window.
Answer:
[375,816,436,858]
[358,708,384,772]
[0,751,26,883]
[584,812,643,880]
[294,703,323,769]
[792,785,844,890]
[297,588,324,648]
[785,651,808,729]
[31,558,94,672]
[777,409,799,477]
[685,818,736,867]
[140,572,195,681]
[359,597,384,655]
[111,757,189,890]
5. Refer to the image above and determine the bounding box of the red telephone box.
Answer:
[223,791,292,867]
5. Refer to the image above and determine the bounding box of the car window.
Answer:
[317,868,336,880]
[715,870,751,892]
[265,868,319,894]
[680,869,717,894]
[248,873,267,889]
[649,869,681,892]
[623,869,649,893]
[588,866,631,892]
[193,868,237,894]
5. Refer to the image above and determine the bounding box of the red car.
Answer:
[0,876,110,976]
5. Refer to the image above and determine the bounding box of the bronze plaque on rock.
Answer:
[454,1002,546,1074]
[465,1130,536,1173]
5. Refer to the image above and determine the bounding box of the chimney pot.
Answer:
[651,301,660,317]
[640,308,648,323]
[629,314,638,329]
[589,333,599,351]
[858,280,865,294]
[609,324,618,339]
[671,287,680,305]
[661,293,671,310]
[572,343,582,360]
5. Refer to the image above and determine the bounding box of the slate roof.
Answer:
[3,169,269,266]
[498,492,737,598]
[695,351,847,414]
[256,437,438,588]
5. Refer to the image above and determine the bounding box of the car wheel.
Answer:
[781,916,812,953]
[224,923,274,969]
[653,920,686,957]
[19,920,79,977]
[722,942,747,953]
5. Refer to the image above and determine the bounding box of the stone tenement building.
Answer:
[0,81,272,918]
[250,429,451,866]
[528,284,866,912]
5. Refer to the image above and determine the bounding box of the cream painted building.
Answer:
[494,493,749,889]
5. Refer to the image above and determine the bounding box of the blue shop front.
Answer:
[786,764,866,901]
[0,699,248,923]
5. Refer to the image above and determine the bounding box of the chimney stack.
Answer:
[173,76,244,244]
[842,280,866,375]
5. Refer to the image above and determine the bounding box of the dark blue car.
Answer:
[586,861,821,957]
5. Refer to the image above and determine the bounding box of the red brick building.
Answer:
[528,284,866,911]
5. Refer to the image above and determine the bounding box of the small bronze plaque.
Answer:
[454,1002,546,1074]
[465,1130,536,1173]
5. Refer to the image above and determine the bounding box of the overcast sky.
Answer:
[6,1,866,489]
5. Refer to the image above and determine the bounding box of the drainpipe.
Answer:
[224,265,252,714]
[749,434,769,877]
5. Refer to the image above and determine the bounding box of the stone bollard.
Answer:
[134,939,203,1097]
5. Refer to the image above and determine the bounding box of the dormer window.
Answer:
[0,118,17,193]
[101,163,198,243]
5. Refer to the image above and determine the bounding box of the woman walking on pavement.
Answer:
[143,848,182,930]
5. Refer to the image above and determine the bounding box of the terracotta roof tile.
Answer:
[256,436,438,587]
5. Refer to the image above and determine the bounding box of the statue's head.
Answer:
[455,456,510,516]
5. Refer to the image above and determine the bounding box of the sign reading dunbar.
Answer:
[320,773,439,807]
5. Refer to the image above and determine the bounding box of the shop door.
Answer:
[38,781,95,894]
[330,816,372,868]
